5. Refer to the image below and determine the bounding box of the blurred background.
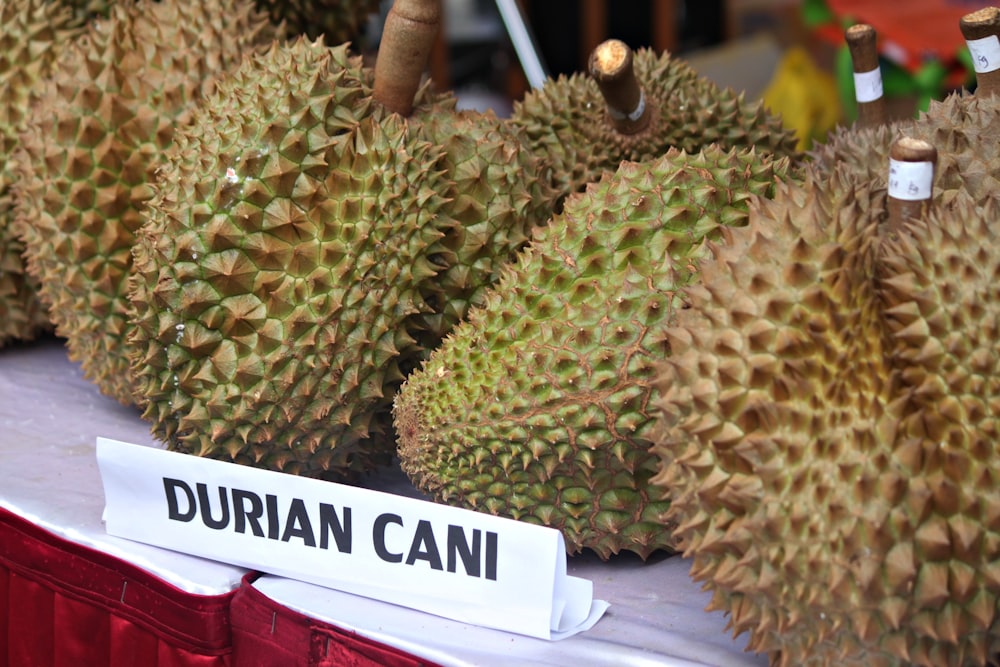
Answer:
[362,0,989,149]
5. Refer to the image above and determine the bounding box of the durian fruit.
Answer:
[653,125,1000,663]
[653,167,899,664]
[251,0,378,42]
[394,144,793,559]
[129,2,557,477]
[0,0,87,348]
[12,0,275,404]
[509,38,800,203]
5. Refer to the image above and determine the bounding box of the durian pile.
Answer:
[18,0,1000,663]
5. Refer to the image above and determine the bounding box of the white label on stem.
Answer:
[853,68,883,103]
[888,159,934,201]
[967,35,1000,73]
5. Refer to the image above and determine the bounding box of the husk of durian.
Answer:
[653,59,1000,661]
[0,0,89,348]
[12,0,277,404]
[129,0,558,478]
[509,39,801,204]
[394,145,794,559]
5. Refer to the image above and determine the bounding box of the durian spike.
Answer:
[588,39,652,135]
[845,24,887,128]
[887,136,937,233]
[373,0,441,116]
[960,7,1000,96]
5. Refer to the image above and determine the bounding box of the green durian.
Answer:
[509,39,800,203]
[0,0,88,348]
[394,145,793,559]
[129,28,557,477]
[12,0,275,404]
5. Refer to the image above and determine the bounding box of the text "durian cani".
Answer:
[162,478,498,580]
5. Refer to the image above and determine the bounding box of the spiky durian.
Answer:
[653,167,899,664]
[394,145,792,559]
[12,0,274,404]
[654,122,1000,664]
[252,0,378,42]
[403,109,559,349]
[812,86,1000,205]
[0,0,89,347]
[509,40,800,202]
[129,29,556,477]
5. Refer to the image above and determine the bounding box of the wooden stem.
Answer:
[374,0,442,116]
[960,7,1000,96]
[588,39,651,135]
[845,24,887,127]
[887,137,937,233]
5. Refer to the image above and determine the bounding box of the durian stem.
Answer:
[960,7,1000,96]
[845,24,887,128]
[887,137,937,233]
[374,0,442,116]
[589,39,652,135]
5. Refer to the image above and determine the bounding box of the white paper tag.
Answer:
[888,159,934,201]
[96,437,608,640]
[853,68,883,103]
[967,35,1000,73]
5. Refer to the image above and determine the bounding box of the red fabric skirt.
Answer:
[0,507,235,667]
[230,575,442,667]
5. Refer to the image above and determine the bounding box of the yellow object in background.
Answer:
[762,46,842,150]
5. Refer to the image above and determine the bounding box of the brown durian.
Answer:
[0,0,88,348]
[654,87,1000,663]
[12,0,275,404]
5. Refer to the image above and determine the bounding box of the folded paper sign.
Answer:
[97,437,608,639]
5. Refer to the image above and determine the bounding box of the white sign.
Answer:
[97,437,608,640]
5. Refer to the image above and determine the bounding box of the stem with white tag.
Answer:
[887,136,937,233]
[374,0,442,116]
[845,24,886,127]
[588,39,652,135]
[960,7,1000,96]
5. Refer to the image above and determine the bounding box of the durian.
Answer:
[509,38,800,202]
[653,70,1000,661]
[12,0,275,404]
[129,1,557,477]
[0,0,87,348]
[394,145,793,559]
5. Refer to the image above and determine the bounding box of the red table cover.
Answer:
[230,574,442,667]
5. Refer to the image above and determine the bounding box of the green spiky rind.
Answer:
[652,167,905,665]
[509,48,800,201]
[395,145,791,559]
[0,0,85,347]
[130,37,455,476]
[251,0,378,42]
[13,0,274,405]
[404,109,560,350]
